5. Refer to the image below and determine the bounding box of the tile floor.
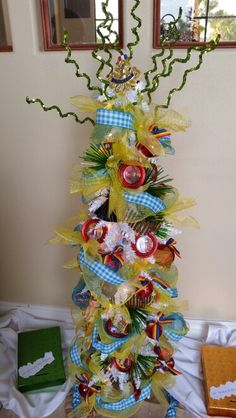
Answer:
[0,401,185,418]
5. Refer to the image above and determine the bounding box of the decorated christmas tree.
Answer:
[27,2,219,417]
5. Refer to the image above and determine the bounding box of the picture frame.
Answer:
[0,0,12,52]
[40,0,124,51]
[153,0,236,48]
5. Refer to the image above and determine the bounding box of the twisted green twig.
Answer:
[127,0,142,60]
[155,35,220,109]
[103,3,123,56]
[142,8,182,102]
[144,47,175,104]
[142,48,167,100]
[26,97,95,125]
[91,0,113,92]
[62,32,103,96]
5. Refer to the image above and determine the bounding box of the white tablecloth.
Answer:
[0,307,235,418]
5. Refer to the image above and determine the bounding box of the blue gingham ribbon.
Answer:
[92,326,128,354]
[163,313,188,342]
[70,340,83,367]
[79,248,126,286]
[154,282,178,298]
[96,109,134,130]
[125,192,166,213]
[164,330,185,342]
[72,384,81,409]
[165,392,179,418]
[96,383,152,411]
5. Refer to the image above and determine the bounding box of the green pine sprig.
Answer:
[131,355,156,380]
[81,144,112,171]
[155,226,170,239]
[128,308,149,335]
[147,167,173,198]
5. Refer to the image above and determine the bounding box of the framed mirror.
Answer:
[0,0,12,52]
[40,0,123,51]
[153,0,236,48]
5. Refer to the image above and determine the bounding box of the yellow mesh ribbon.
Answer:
[68,395,96,418]
[165,197,199,228]
[154,108,191,132]
[151,372,175,406]
[70,95,104,113]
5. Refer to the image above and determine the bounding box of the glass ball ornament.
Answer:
[113,357,133,372]
[82,219,107,243]
[132,233,158,258]
[105,319,129,338]
[118,164,146,189]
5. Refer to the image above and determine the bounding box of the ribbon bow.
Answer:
[154,348,181,376]
[148,124,171,140]
[146,314,173,340]
[102,245,124,271]
[166,238,181,258]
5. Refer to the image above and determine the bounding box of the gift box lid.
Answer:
[17,326,66,393]
[201,345,236,417]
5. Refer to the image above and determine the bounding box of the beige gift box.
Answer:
[202,345,236,416]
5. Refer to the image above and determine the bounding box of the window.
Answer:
[153,0,236,48]
[40,0,123,51]
[0,0,12,52]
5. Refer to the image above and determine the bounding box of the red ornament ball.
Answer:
[136,143,154,158]
[82,219,107,243]
[118,164,146,189]
[105,319,129,338]
[113,358,133,372]
[132,233,158,258]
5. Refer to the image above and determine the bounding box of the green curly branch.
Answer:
[91,0,116,97]
[102,2,123,56]
[62,32,103,96]
[127,0,142,60]
[26,97,95,125]
[142,8,182,102]
[156,35,220,109]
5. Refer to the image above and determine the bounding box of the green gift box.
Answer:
[17,326,66,393]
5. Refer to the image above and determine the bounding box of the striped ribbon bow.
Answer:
[146,313,188,342]
[148,124,175,154]
[166,238,181,258]
[152,275,178,298]
[148,124,171,140]
[154,355,181,376]
[146,314,173,340]
[102,245,124,271]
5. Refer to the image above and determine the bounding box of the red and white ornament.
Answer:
[105,319,130,338]
[113,357,133,372]
[118,164,146,189]
[82,219,107,243]
[132,233,158,258]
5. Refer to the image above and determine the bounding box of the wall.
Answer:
[0,0,235,320]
